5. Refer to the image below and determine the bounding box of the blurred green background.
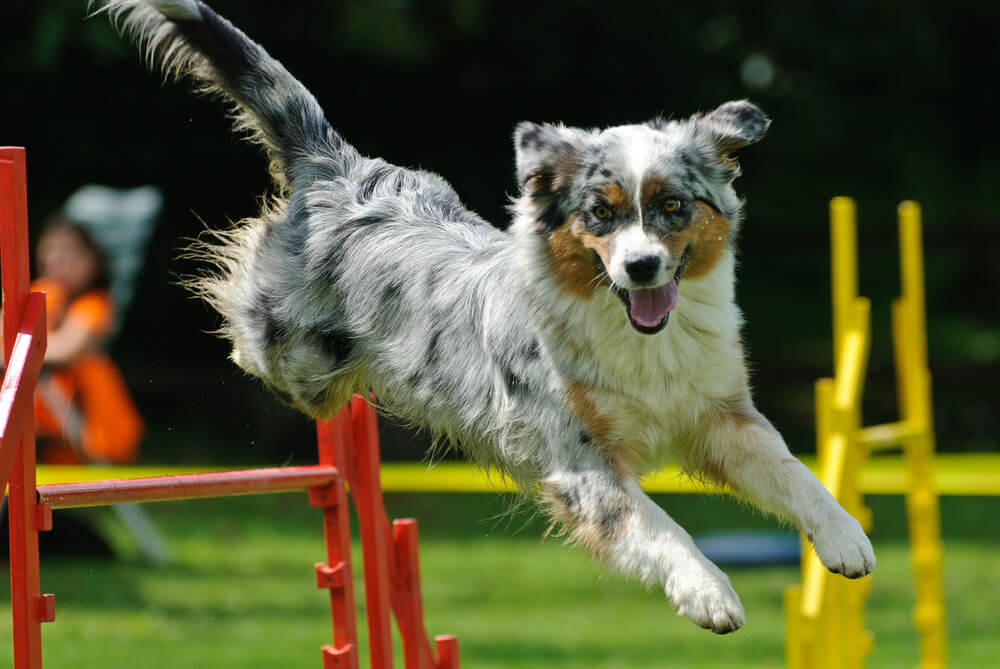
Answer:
[4,0,998,466]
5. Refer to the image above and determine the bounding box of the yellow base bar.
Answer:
[858,421,924,451]
[28,453,1000,496]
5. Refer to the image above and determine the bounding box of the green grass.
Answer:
[2,493,999,667]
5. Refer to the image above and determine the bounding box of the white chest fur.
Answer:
[559,252,748,470]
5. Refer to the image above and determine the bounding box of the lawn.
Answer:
[2,492,998,668]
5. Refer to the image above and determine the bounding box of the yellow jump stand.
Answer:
[784,198,947,669]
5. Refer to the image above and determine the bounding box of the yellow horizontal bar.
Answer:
[379,463,522,493]
[27,464,715,494]
[855,454,1000,496]
[27,454,1000,497]
[858,421,924,451]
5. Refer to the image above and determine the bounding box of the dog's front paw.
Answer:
[809,510,876,579]
[665,560,745,634]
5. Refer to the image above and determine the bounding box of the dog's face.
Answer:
[513,100,769,334]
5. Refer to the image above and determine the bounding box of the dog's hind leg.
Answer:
[541,456,745,634]
[682,399,876,579]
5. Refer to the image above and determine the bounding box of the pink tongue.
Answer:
[628,281,678,327]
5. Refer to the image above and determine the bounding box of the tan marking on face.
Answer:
[640,176,667,205]
[657,202,731,280]
[659,223,697,266]
[547,216,613,298]
[600,183,629,210]
[681,202,731,279]
[547,219,602,298]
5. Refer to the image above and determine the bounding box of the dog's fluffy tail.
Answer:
[94,0,356,192]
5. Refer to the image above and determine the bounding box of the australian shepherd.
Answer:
[96,0,874,633]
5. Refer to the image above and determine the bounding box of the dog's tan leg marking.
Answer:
[566,381,643,478]
[553,384,745,632]
[683,397,876,579]
[565,381,612,440]
[541,460,745,634]
[539,477,628,561]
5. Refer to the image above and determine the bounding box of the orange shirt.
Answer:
[32,276,112,337]
[32,278,143,464]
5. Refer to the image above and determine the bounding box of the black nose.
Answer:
[624,256,661,284]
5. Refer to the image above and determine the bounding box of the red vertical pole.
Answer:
[392,518,434,669]
[348,396,458,669]
[313,409,360,668]
[434,636,459,669]
[1,146,45,669]
[349,397,395,668]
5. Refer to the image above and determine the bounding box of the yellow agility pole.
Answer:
[785,197,874,669]
[784,198,947,669]
[890,202,947,669]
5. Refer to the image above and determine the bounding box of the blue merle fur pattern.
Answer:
[95,0,875,634]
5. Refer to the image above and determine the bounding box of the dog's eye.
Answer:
[593,205,612,219]
[663,199,681,213]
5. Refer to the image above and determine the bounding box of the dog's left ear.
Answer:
[698,100,770,155]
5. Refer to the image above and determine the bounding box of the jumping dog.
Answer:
[95,0,875,633]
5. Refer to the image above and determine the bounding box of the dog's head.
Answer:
[512,100,768,334]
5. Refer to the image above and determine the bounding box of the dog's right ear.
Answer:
[513,122,583,231]
[513,122,585,189]
[513,123,591,231]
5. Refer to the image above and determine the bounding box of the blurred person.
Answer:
[29,215,144,465]
[3,189,165,561]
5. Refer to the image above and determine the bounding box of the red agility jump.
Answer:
[1,146,458,669]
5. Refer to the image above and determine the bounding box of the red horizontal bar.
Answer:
[37,465,340,509]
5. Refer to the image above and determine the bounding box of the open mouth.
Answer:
[612,251,689,334]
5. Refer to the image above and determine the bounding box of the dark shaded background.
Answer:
[4,0,998,465]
